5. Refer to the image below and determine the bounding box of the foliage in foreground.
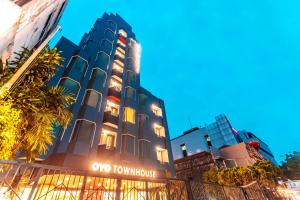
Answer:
[280,151,300,180]
[204,160,280,188]
[0,47,74,162]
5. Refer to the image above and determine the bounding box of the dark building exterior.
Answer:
[45,13,174,178]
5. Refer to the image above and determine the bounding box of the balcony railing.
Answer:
[112,68,123,81]
[114,54,125,64]
[118,35,126,44]
[108,87,121,102]
[116,43,126,52]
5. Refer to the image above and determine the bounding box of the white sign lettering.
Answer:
[92,162,156,178]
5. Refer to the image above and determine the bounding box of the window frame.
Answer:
[58,77,81,101]
[81,89,103,112]
[121,134,136,155]
[95,51,111,69]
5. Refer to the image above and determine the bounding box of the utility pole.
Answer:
[0,25,61,96]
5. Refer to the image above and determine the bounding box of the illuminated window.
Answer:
[181,144,187,157]
[99,129,116,150]
[156,147,169,164]
[105,100,119,117]
[121,134,135,154]
[115,48,125,59]
[109,78,122,92]
[153,123,165,137]
[139,140,151,159]
[112,62,123,73]
[151,104,163,117]
[118,29,127,38]
[123,107,135,124]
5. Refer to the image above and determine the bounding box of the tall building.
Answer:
[0,0,67,63]
[171,114,276,164]
[45,13,174,178]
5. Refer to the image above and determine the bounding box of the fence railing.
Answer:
[0,160,188,200]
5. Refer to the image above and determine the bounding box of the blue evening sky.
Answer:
[55,0,300,162]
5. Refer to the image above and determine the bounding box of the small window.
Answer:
[99,129,116,150]
[96,52,110,69]
[121,134,135,154]
[154,123,165,137]
[72,120,95,155]
[156,147,169,164]
[125,86,136,100]
[139,140,150,159]
[181,144,187,157]
[59,78,80,97]
[66,56,88,82]
[105,29,114,41]
[100,40,113,55]
[123,107,135,124]
[83,90,101,108]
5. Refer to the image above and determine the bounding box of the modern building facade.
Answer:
[45,13,174,179]
[171,114,276,164]
[0,0,67,63]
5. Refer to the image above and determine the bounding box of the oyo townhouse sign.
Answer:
[92,162,156,178]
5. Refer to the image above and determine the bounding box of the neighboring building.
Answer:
[239,130,276,163]
[45,13,174,178]
[171,114,276,164]
[0,0,67,63]
[173,143,265,181]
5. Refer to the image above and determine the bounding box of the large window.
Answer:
[66,56,88,81]
[95,52,110,69]
[99,129,116,150]
[139,140,150,159]
[59,78,80,98]
[121,134,135,154]
[72,120,95,155]
[123,107,135,124]
[83,90,102,109]
[138,93,148,105]
[105,29,114,41]
[125,86,136,100]
[100,39,113,55]
[156,147,169,164]
[153,123,165,137]
[89,68,106,90]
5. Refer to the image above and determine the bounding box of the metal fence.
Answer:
[0,160,188,200]
[188,179,289,200]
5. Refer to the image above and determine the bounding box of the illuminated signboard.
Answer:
[92,162,156,178]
